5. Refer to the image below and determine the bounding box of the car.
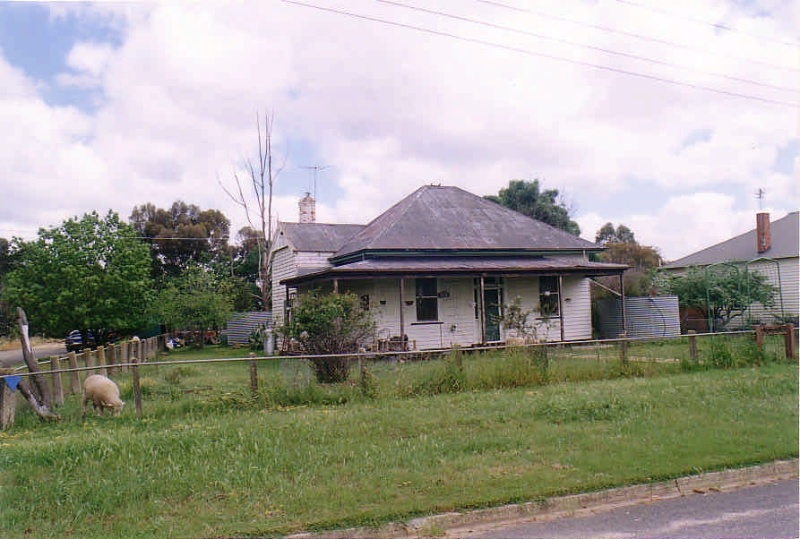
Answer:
[65,330,96,353]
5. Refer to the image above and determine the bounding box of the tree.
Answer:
[593,223,663,297]
[485,179,581,235]
[663,267,776,329]
[129,200,231,279]
[1,211,153,344]
[595,222,636,245]
[221,112,284,311]
[151,263,235,347]
[282,291,375,383]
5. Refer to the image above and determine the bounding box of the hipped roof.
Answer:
[332,185,599,261]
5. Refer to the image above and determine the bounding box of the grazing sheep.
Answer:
[82,374,125,416]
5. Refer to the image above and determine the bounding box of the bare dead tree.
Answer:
[16,308,59,421]
[220,111,286,311]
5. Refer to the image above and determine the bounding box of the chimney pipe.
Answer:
[756,212,771,254]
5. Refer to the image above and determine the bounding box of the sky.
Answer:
[0,0,797,262]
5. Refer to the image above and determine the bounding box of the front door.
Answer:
[484,288,501,342]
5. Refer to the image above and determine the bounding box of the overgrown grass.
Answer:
[1,338,797,538]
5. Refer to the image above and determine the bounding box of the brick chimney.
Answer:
[756,212,771,254]
[299,192,316,223]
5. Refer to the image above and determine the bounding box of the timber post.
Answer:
[97,346,107,376]
[131,357,143,418]
[687,330,698,361]
[618,333,628,365]
[67,351,80,395]
[0,368,16,430]
[50,356,64,406]
[249,353,258,397]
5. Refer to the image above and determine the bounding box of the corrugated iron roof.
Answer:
[280,222,365,252]
[332,185,598,260]
[664,211,799,268]
[282,256,626,285]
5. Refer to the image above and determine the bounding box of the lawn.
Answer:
[0,341,797,538]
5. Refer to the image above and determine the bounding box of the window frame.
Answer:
[538,276,560,317]
[415,278,439,322]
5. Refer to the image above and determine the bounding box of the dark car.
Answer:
[65,330,96,353]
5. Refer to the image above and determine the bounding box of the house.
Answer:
[270,185,626,350]
[663,211,799,329]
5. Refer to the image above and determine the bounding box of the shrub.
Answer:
[281,291,375,383]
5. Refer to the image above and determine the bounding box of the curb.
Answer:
[287,459,798,539]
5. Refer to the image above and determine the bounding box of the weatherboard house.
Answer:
[663,211,799,329]
[269,185,626,351]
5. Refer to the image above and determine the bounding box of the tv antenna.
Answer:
[301,165,328,200]
[755,187,766,210]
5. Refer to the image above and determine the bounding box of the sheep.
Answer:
[82,374,125,416]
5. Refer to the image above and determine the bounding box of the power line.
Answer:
[613,0,800,49]
[283,0,799,108]
[477,0,800,73]
[376,0,796,94]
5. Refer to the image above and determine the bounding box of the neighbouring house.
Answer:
[662,211,799,330]
[270,185,626,351]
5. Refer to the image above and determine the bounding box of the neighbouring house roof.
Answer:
[279,223,365,252]
[332,185,601,262]
[664,211,799,269]
[282,256,626,286]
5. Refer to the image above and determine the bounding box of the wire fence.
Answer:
[1,327,796,428]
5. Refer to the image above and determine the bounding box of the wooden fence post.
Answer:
[785,324,796,360]
[97,346,107,376]
[249,353,258,396]
[0,368,16,430]
[67,351,80,395]
[687,330,698,361]
[618,333,628,365]
[120,342,129,372]
[131,357,143,418]
[107,344,117,375]
[50,356,64,406]
[83,348,95,370]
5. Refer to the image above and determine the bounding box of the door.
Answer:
[484,288,501,342]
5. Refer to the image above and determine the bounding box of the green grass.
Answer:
[1,344,796,539]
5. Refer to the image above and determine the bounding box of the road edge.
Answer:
[287,459,798,539]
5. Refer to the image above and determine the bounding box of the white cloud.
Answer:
[0,0,797,264]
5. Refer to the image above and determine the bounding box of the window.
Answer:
[539,276,560,316]
[416,278,438,321]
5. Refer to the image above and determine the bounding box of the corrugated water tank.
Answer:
[597,296,680,339]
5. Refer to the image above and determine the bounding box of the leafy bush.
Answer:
[281,291,375,383]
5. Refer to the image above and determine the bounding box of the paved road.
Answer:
[0,343,66,368]
[466,478,799,539]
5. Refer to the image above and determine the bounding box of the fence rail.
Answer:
[1,327,796,429]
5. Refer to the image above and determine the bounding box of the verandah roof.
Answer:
[281,256,626,286]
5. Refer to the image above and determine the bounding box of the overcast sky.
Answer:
[0,0,797,261]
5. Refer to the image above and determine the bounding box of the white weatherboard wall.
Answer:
[747,257,799,323]
[561,277,592,341]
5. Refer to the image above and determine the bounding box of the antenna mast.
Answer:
[301,165,329,200]
[755,187,766,210]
